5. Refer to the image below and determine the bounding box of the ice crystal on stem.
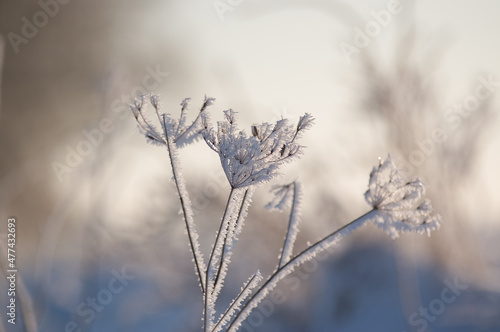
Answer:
[364,154,443,238]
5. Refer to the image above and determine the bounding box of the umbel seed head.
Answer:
[365,154,442,238]
[201,111,313,189]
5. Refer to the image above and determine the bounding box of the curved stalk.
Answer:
[227,210,376,331]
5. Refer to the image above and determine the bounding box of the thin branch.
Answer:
[206,188,236,290]
[214,188,250,288]
[204,188,238,332]
[233,188,253,234]
[174,97,211,144]
[277,182,301,269]
[213,222,232,288]
[162,115,206,294]
[139,107,164,142]
[227,210,376,331]
[174,105,187,139]
[174,110,201,143]
[212,271,262,332]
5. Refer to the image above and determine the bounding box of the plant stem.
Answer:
[227,210,376,331]
[204,188,237,332]
[214,188,249,289]
[174,103,206,144]
[277,182,299,269]
[212,271,261,332]
[163,116,206,294]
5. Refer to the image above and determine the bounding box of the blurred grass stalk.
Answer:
[0,241,38,332]
[0,35,38,332]
[0,35,4,121]
[0,34,5,332]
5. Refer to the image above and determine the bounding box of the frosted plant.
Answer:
[130,95,442,331]
[131,94,216,293]
[200,110,313,188]
[364,155,442,239]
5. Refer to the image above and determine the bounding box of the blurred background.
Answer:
[0,0,499,331]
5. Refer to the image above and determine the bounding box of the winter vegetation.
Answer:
[2,2,500,332]
[131,94,442,331]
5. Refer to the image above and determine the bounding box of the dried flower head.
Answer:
[365,154,442,238]
[131,94,215,147]
[201,111,313,188]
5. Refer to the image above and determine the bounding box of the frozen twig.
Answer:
[227,210,376,331]
[174,95,215,147]
[266,181,303,269]
[212,271,262,332]
[163,114,207,293]
[204,188,242,331]
[213,188,254,298]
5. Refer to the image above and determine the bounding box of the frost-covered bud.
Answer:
[180,97,191,111]
[150,94,161,109]
[296,113,314,133]
[251,125,259,137]
[364,154,442,238]
[129,94,165,145]
[134,95,146,111]
[200,95,216,113]
[224,109,237,126]
[130,95,146,119]
[130,104,140,119]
